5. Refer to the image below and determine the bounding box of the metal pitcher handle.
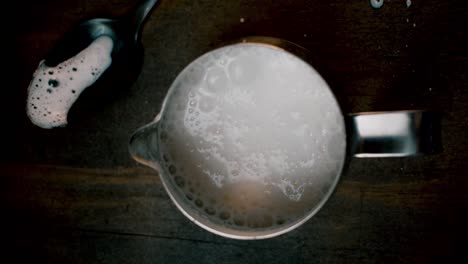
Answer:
[347,110,442,157]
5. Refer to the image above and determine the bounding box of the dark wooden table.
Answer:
[6,0,468,263]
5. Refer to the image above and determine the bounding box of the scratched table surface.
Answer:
[5,0,468,263]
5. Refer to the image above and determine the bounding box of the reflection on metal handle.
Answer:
[347,110,442,158]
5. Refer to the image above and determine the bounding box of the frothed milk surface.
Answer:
[158,43,346,229]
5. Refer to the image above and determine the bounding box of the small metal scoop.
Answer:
[33,0,159,125]
[44,0,159,67]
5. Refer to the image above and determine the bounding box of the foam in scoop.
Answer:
[26,35,113,129]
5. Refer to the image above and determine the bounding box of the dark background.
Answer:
[5,0,468,263]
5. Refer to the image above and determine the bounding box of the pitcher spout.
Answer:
[128,120,162,169]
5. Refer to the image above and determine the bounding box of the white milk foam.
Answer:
[158,44,346,228]
[27,36,113,129]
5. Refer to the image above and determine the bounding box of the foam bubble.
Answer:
[233,216,245,226]
[219,211,231,220]
[185,193,194,201]
[206,66,228,92]
[174,175,185,187]
[276,217,286,226]
[227,55,259,85]
[26,36,113,129]
[194,199,204,208]
[168,165,177,174]
[204,207,216,215]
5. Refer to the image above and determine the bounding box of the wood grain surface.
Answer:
[6,0,468,263]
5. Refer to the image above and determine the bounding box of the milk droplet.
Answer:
[370,0,384,9]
